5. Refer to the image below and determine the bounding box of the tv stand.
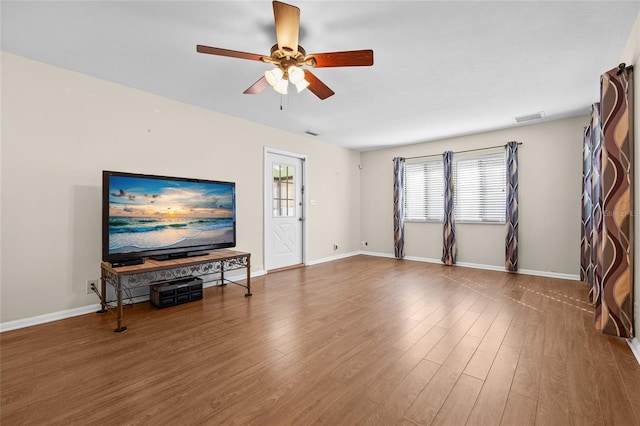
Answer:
[150,251,209,261]
[99,249,251,333]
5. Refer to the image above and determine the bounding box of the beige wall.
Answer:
[0,52,361,323]
[619,11,639,356]
[360,116,586,275]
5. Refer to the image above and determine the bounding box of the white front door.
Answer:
[264,151,304,271]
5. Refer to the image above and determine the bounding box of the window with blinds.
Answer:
[404,160,444,221]
[454,153,506,223]
[403,152,507,224]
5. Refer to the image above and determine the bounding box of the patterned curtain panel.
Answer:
[441,151,456,265]
[597,65,634,338]
[581,125,593,282]
[590,103,603,307]
[393,157,405,259]
[505,141,519,272]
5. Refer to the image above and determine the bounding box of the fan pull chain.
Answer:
[279,93,290,111]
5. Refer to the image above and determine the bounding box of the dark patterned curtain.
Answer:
[590,104,603,307]
[505,141,519,272]
[597,65,634,338]
[441,151,456,265]
[393,157,405,259]
[580,125,593,283]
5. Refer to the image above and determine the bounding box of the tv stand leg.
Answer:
[220,267,227,286]
[96,272,108,314]
[244,255,252,297]
[114,276,127,333]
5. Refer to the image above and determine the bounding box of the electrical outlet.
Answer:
[87,279,98,294]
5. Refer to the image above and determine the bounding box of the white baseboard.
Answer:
[405,255,443,264]
[0,269,265,333]
[306,251,360,266]
[629,338,640,366]
[517,268,580,281]
[359,250,580,281]
[0,304,103,333]
[456,261,507,273]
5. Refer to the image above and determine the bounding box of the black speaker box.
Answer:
[150,276,203,309]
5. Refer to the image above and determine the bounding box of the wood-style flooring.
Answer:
[2,255,639,425]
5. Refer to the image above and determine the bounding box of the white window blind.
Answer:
[454,153,506,223]
[403,151,507,224]
[404,160,444,221]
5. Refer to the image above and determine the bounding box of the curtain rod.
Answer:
[393,142,523,161]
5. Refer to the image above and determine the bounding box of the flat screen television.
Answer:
[102,170,236,264]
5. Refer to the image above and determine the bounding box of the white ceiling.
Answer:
[2,1,638,151]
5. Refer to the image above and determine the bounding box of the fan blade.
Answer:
[243,76,270,95]
[196,45,265,62]
[304,70,335,100]
[308,50,374,68]
[273,1,300,53]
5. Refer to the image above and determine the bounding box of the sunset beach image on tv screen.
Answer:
[107,175,234,254]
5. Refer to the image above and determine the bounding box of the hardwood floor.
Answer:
[2,255,639,425]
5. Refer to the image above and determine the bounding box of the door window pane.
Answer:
[272,163,295,217]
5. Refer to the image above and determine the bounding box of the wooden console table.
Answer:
[99,249,251,333]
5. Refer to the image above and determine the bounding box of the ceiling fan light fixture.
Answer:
[274,78,289,94]
[295,79,310,93]
[265,67,284,87]
[288,65,305,84]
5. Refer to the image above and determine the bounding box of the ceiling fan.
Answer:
[196,1,374,100]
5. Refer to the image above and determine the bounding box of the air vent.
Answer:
[515,112,545,123]
[304,130,319,136]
